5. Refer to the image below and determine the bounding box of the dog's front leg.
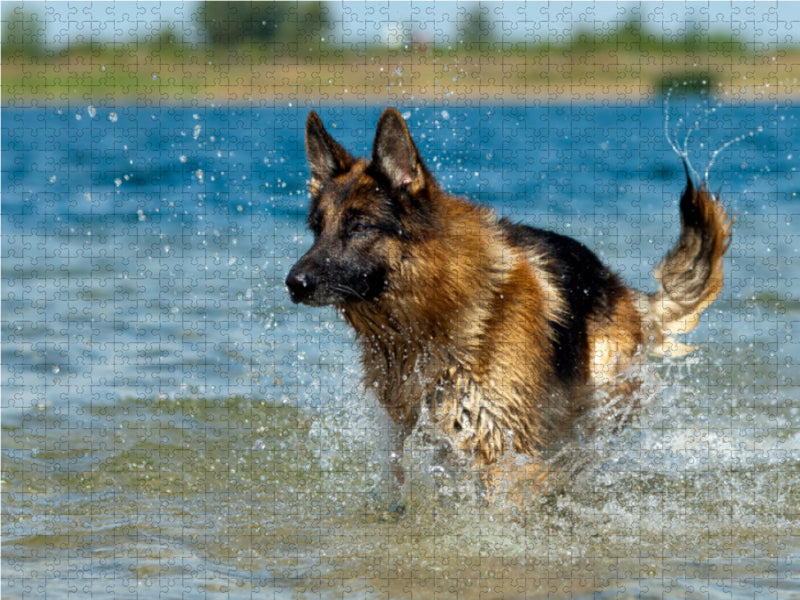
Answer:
[433,376,509,468]
[378,416,408,516]
[387,417,407,489]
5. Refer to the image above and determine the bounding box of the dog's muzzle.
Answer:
[285,266,317,304]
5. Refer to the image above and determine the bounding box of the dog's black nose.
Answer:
[285,268,315,303]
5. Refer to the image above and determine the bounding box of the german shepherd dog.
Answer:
[286,107,731,481]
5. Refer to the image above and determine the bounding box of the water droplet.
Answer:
[87,105,96,118]
[108,112,118,123]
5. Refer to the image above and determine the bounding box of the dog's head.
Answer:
[286,108,437,306]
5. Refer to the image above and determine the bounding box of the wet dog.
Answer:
[286,107,731,479]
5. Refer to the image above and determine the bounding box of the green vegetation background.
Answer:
[3,1,797,104]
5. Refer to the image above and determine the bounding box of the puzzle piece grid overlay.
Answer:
[2,3,800,599]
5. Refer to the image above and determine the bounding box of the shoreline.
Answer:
[4,84,797,107]
[4,49,799,106]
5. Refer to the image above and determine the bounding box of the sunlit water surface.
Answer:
[3,101,799,598]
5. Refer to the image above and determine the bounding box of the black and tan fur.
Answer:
[286,107,732,474]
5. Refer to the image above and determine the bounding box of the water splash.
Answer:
[704,127,762,183]
[663,81,768,189]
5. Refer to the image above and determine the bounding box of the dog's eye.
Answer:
[350,221,372,236]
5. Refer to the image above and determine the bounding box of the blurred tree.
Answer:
[457,6,496,49]
[2,4,45,57]
[609,14,644,51]
[195,1,333,48]
[677,19,747,55]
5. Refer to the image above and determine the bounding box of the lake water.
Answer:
[3,99,800,598]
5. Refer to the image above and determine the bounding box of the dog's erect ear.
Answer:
[305,111,354,189]
[372,108,426,191]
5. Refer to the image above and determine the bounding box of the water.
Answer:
[3,100,800,598]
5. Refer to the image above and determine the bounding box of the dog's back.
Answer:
[500,221,642,384]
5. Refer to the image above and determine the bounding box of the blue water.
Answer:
[3,100,800,598]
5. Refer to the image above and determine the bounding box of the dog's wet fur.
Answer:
[287,107,731,480]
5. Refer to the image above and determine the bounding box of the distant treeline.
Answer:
[5,1,792,102]
[3,1,757,59]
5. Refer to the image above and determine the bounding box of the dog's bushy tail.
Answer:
[642,160,733,356]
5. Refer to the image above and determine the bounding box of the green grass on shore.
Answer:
[4,41,799,104]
